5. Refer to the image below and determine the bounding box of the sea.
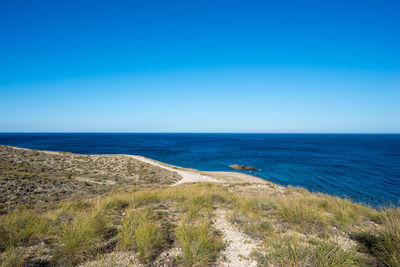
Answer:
[0,133,399,207]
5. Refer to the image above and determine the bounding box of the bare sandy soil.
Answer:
[129,155,221,185]
[214,209,260,267]
[129,154,268,186]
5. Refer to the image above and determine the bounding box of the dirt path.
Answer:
[214,209,260,267]
[129,155,220,185]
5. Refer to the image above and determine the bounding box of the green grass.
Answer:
[230,196,277,239]
[0,175,394,267]
[135,214,165,261]
[101,198,129,210]
[239,197,277,214]
[117,208,165,262]
[55,200,93,215]
[375,208,400,266]
[0,247,26,267]
[274,191,377,233]
[253,235,362,267]
[231,213,274,239]
[117,209,137,250]
[175,221,223,266]
[320,194,376,229]
[261,234,310,267]
[182,195,214,219]
[52,206,111,266]
[311,241,361,267]
[276,195,327,232]
[0,210,50,250]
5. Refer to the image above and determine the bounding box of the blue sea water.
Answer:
[0,133,399,207]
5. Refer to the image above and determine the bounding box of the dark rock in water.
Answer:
[229,164,257,171]
[229,164,242,170]
[243,165,257,171]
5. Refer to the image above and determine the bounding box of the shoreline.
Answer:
[1,144,398,266]
[0,144,388,207]
[3,144,271,185]
[127,153,270,185]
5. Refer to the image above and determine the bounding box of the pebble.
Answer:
[250,261,258,266]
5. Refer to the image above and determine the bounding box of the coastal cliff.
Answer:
[0,145,398,266]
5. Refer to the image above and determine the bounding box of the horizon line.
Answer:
[0,132,399,135]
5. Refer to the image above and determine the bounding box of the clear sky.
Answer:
[1,0,399,133]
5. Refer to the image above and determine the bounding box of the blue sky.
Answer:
[1,0,399,132]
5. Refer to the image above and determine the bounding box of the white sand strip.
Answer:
[128,155,220,185]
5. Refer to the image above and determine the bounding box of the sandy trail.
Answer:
[214,209,260,267]
[131,155,262,266]
[129,155,220,185]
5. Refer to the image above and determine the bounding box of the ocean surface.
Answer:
[0,133,399,207]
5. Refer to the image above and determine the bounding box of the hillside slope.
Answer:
[0,146,399,266]
[0,145,180,212]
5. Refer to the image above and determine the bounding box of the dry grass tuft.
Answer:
[375,208,400,266]
[276,195,327,231]
[253,235,362,267]
[0,246,26,267]
[52,206,111,266]
[175,220,223,266]
[311,240,361,267]
[118,208,165,262]
[0,210,50,250]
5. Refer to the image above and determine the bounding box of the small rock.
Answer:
[229,164,257,171]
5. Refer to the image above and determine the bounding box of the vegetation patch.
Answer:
[0,210,50,250]
[118,208,166,262]
[0,146,397,266]
[52,207,111,266]
[175,221,223,266]
[374,208,400,266]
[252,235,362,267]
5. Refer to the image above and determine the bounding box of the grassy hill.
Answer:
[0,145,399,266]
